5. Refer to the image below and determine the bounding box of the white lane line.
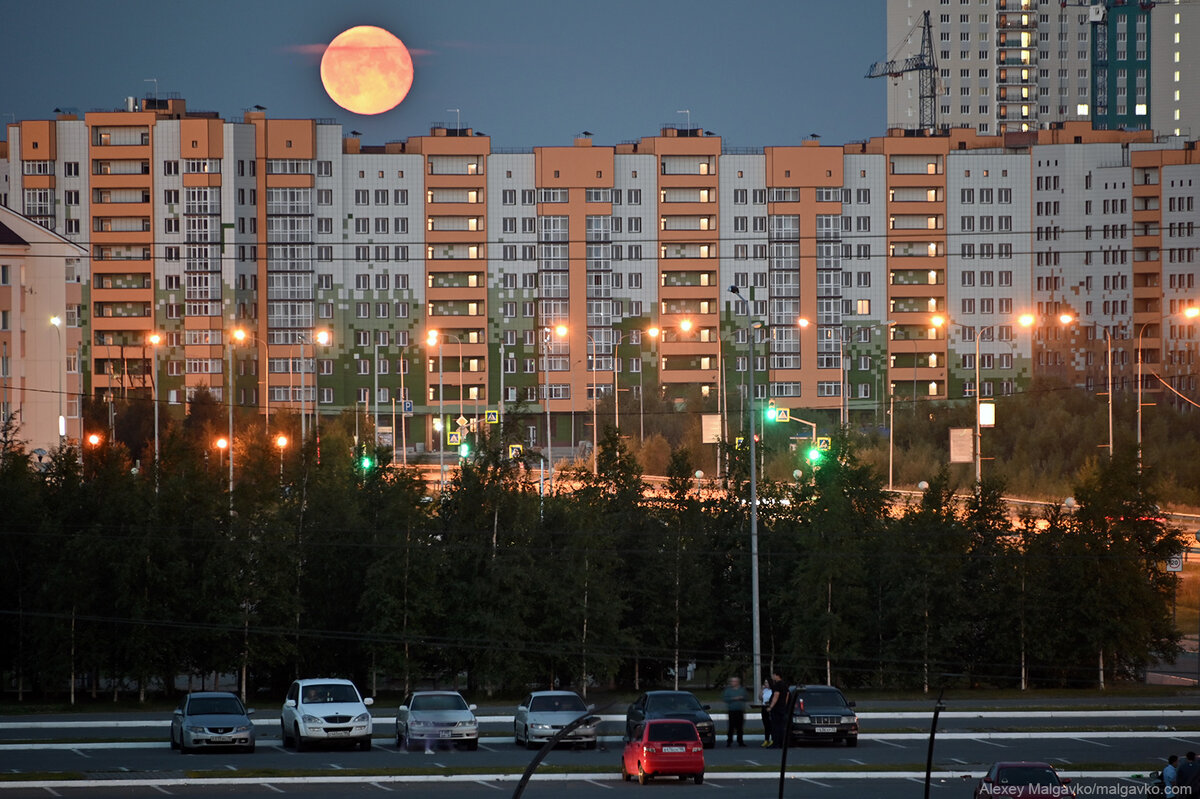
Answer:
[583,779,613,789]
[41,790,62,797]
[151,786,173,795]
[970,738,1009,748]
[473,780,503,791]
[741,759,761,765]
[1173,737,1200,745]
[224,765,237,771]
[370,782,394,791]
[876,739,907,748]
[69,748,91,758]
[950,758,970,765]
[847,758,867,765]
[1071,737,1111,747]
[328,763,345,770]
[803,778,833,788]
[263,784,285,793]
[478,743,497,751]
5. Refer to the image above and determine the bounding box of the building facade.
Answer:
[2,100,1198,461]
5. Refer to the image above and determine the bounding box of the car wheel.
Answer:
[638,763,649,785]
[359,736,372,751]
[281,723,292,748]
[179,738,191,755]
[244,742,256,754]
[294,724,307,752]
[514,724,523,747]
[694,773,704,785]
[524,726,538,750]
[622,768,631,782]
[169,730,179,750]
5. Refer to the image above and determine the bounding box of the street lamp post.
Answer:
[49,316,64,444]
[642,327,659,442]
[148,333,161,468]
[227,328,245,507]
[276,434,287,480]
[1136,306,1199,470]
[728,285,762,697]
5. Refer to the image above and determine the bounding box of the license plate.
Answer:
[814,726,837,734]
[209,736,232,744]
[326,729,349,737]
[662,746,686,753]
[438,730,453,738]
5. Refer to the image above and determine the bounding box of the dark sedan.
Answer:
[625,690,715,748]
[974,761,1075,798]
[789,685,858,747]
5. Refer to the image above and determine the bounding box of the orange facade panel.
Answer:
[19,120,56,160]
[764,143,844,186]
[262,119,316,159]
[180,118,225,158]
[535,146,614,185]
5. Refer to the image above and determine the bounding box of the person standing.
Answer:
[1164,754,1180,798]
[759,680,773,747]
[767,671,789,749]
[722,676,750,747]
[1176,752,1199,792]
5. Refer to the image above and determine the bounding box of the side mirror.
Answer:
[246,708,256,716]
[585,715,601,725]
[587,704,596,713]
[364,697,374,706]
[173,709,183,716]
[284,699,297,708]
[848,701,857,708]
[982,778,994,784]
[701,704,711,710]
[468,703,478,711]
[397,705,409,712]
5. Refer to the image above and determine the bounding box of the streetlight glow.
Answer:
[679,319,693,333]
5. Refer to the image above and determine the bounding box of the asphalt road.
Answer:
[1,706,1195,796]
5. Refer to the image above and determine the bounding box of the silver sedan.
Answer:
[514,690,597,749]
[170,691,255,754]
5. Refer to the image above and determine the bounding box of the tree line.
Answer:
[0,388,1186,703]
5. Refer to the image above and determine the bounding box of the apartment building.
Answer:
[2,100,1198,460]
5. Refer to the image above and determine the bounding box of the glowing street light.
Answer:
[276,434,288,478]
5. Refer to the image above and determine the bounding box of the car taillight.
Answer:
[643,745,657,754]
[690,744,702,752]
[795,699,804,713]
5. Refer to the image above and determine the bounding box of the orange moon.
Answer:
[320,26,413,115]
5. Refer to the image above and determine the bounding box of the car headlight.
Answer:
[410,719,431,728]
[842,716,857,724]
[456,720,477,728]
[301,714,323,724]
[234,724,252,733]
[530,723,553,731]
[352,712,371,724]
[185,725,205,733]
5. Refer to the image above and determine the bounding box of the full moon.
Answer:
[320,26,413,116]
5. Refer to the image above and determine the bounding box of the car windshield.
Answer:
[798,689,849,710]
[530,695,586,713]
[302,684,360,704]
[647,693,701,713]
[646,722,699,742]
[411,694,468,712]
[998,766,1060,787]
[188,697,244,716]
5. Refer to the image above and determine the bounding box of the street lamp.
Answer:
[727,284,762,698]
[931,314,1034,485]
[215,436,228,469]
[540,324,568,489]
[49,316,64,443]
[147,333,162,468]
[276,434,288,479]
[641,326,660,442]
[427,330,464,488]
[1060,313,1113,458]
[1137,305,1199,469]
[227,328,246,508]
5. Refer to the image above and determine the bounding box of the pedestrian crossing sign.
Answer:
[776,408,790,423]
[447,431,461,445]
[486,410,499,424]
[508,444,523,459]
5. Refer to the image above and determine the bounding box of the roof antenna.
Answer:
[143,78,158,102]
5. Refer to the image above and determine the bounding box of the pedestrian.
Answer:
[722,676,750,747]
[1164,754,1180,798]
[767,671,789,749]
[1177,752,1199,792]
[759,679,773,747]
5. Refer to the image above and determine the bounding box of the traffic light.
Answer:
[765,399,778,422]
[458,441,471,459]
[359,454,374,471]
[806,446,822,464]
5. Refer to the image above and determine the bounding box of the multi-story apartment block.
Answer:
[887,0,1197,138]
[3,99,1199,463]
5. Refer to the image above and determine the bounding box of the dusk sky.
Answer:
[1,0,888,149]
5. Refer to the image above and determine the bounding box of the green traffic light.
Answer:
[765,401,777,422]
[807,447,822,463]
[459,443,470,458]
[360,456,373,470]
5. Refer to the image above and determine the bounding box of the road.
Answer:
[0,707,1191,797]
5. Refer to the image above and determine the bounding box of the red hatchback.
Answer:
[622,719,705,785]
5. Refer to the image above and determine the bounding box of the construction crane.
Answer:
[866,9,939,131]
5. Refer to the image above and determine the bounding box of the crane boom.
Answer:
[866,9,939,131]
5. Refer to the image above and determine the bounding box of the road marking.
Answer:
[478,743,496,751]
[741,759,761,765]
[583,779,612,789]
[328,763,344,770]
[949,758,970,765]
[370,782,394,791]
[970,737,1008,748]
[803,778,832,788]
[473,780,503,791]
[1071,737,1111,747]
[42,790,62,797]
[847,758,867,765]
[876,739,907,748]
[151,786,172,795]
[1173,737,1200,745]
[263,784,285,793]
[224,765,236,771]
[69,749,91,758]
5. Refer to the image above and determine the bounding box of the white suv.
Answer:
[281,678,374,751]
